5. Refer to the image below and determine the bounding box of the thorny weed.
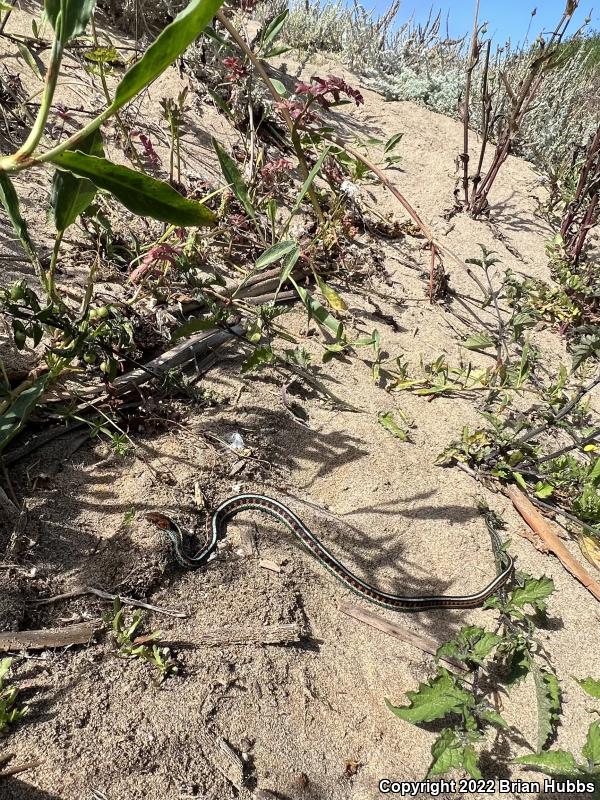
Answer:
[387,534,562,780]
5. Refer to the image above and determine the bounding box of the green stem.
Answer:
[47,230,64,304]
[16,34,64,159]
[90,17,144,172]
[0,104,113,173]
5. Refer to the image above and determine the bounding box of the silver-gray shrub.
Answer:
[257,0,599,174]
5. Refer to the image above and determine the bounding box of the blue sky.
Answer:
[370,0,599,44]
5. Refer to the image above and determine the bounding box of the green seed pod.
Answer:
[10,282,26,301]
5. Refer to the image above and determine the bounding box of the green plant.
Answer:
[103,598,178,682]
[386,551,560,779]
[514,677,600,796]
[0,658,28,733]
[0,0,225,451]
[160,88,189,185]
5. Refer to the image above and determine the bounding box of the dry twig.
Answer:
[506,485,600,603]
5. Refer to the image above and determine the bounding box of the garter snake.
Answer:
[147,493,514,611]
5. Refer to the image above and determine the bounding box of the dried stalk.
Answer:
[469,1,580,217]
[559,124,600,266]
[197,621,302,646]
[459,0,482,208]
[506,485,600,603]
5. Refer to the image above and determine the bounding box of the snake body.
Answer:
[147,493,514,611]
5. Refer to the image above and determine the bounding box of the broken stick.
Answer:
[339,602,465,671]
[0,620,100,652]
[0,758,42,778]
[197,622,301,647]
[31,585,188,618]
[506,485,600,603]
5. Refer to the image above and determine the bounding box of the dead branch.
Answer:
[197,622,302,647]
[506,485,600,603]
[0,759,43,778]
[0,620,100,652]
[339,602,466,671]
[31,585,188,618]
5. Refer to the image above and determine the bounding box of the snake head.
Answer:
[146,512,178,531]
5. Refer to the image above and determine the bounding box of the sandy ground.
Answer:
[1,4,599,800]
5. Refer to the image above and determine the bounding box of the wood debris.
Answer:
[0,620,100,652]
[197,622,302,647]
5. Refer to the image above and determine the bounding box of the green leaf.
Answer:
[50,152,216,227]
[534,481,554,499]
[292,280,343,340]
[284,146,330,229]
[384,154,403,168]
[378,411,408,442]
[0,658,12,683]
[206,87,233,118]
[270,78,287,97]
[514,750,581,777]
[212,138,255,219]
[17,42,44,80]
[50,129,104,232]
[0,376,48,453]
[263,45,292,58]
[44,0,97,43]
[111,0,225,111]
[255,240,297,269]
[505,640,534,685]
[479,708,509,729]
[512,471,528,490]
[576,677,600,700]
[532,664,561,751]
[436,625,502,667]
[0,173,40,269]
[172,316,218,340]
[464,332,495,351]
[261,8,288,49]
[315,275,347,311]
[241,345,276,373]
[589,459,600,484]
[385,668,472,725]
[583,721,600,771]
[427,729,482,779]
[275,246,300,297]
[383,133,404,153]
[509,576,555,612]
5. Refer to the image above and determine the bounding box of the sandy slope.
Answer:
[1,5,599,800]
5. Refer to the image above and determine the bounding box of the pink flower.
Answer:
[295,75,364,108]
[275,99,319,126]
[131,130,160,166]
[130,244,182,284]
[227,213,250,230]
[260,158,293,187]
[223,56,247,82]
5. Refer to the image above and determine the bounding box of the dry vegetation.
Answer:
[0,0,599,797]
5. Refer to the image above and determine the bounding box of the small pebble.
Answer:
[293,772,309,789]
